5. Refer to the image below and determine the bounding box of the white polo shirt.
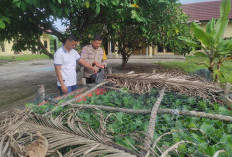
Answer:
[54,46,81,86]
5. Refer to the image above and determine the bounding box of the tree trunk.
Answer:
[38,39,54,59]
[121,50,128,70]
[122,58,128,70]
[208,57,214,73]
[215,59,223,83]
[60,81,109,107]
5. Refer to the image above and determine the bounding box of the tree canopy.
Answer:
[0,0,191,67]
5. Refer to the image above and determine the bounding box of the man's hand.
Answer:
[93,62,100,67]
[78,59,98,73]
[61,84,68,94]
[92,66,97,73]
[99,64,105,69]
[93,62,104,69]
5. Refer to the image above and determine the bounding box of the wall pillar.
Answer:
[115,42,119,58]
[149,46,153,58]
[146,47,148,58]
[140,49,142,55]
[163,48,167,53]
[154,45,158,54]
[108,41,112,58]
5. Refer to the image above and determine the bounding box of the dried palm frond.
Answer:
[24,131,48,157]
[0,109,31,157]
[0,109,140,157]
[160,140,197,157]
[107,72,221,99]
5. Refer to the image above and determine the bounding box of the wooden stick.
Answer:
[60,81,109,107]
[71,104,232,122]
[37,84,45,103]
[81,78,86,86]
[217,95,232,109]
[224,83,231,96]
[107,67,112,75]
[46,87,88,104]
[102,86,121,91]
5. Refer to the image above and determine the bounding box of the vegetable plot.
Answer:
[1,72,231,156]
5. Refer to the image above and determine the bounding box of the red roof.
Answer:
[180,0,232,22]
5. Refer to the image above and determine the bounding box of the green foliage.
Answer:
[0,41,4,50]
[78,90,232,156]
[215,0,231,43]
[179,0,232,82]
[0,54,49,61]
[0,16,10,29]
[105,0,191,68]
[27,88,232,156]
[1,0,191,68]
[158,56,232,83]
[0,0,64,57]
[25,101,71,116]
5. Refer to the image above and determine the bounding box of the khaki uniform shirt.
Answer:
[81,44,107,78]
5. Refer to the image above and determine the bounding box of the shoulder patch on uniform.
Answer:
[81,47,87,53]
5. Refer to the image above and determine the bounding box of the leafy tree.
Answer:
[149,1,192,55]
[0,0,126,58]
[0,0,66,58]
[104,1,147,69]
[0,0,191,69]
[105,0,191,69]
[179,0,232,82]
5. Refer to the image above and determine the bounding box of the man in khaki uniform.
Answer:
[81,34,107,83]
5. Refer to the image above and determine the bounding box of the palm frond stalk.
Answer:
[144,87,165,147]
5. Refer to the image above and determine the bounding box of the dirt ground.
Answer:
[0,60,57,112]
[0,58,184,112]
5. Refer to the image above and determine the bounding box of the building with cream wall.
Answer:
[0,33,50,56]
[181,0,232,38]
[200,21,232,38]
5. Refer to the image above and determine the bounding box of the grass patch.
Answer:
[0,54,49,61]
[158,56,232,83]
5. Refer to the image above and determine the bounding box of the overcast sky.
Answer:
[54,0,219,31]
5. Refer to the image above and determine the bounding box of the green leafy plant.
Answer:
[179,0,232,82]
[26,89,232,156]
[0,16,10,29]
[77,90,232,156]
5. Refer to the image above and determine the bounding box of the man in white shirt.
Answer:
[54,35,96,95]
